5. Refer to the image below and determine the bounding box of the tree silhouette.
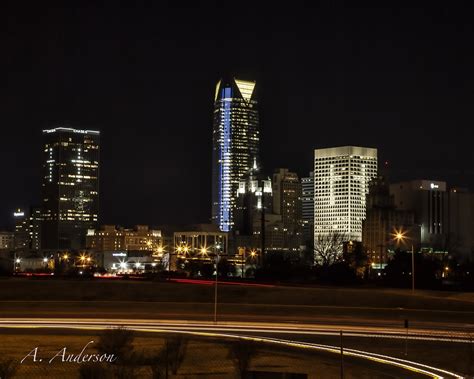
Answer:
[314,231,348,266]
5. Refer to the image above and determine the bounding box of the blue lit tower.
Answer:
[211,77,260,232]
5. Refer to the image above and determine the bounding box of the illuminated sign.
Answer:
[112,252,127,257]
[430,183,439,189]
[42,127,100,135]
[13,211,24,217]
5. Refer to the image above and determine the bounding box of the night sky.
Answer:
[3,3,474,229]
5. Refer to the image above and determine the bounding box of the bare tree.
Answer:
[96,326,135,363]
[228,340,257,379]
[314,231,348,266]
[165,335,188,375]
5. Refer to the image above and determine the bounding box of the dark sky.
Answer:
[2,3,474,228]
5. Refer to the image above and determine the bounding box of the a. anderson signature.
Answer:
[20,341,118,364]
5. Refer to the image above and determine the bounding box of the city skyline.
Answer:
[3,5,474,378]
[3,4,474,229]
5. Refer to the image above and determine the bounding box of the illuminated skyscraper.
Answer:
[211,77,259,232]
[314,146,377,243]
[41,127,100,250]
[301,171,314,243]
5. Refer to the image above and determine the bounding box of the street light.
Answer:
[214,242,221,323]
[200,246,208,256]
[241,249,257,278]
[394,229,415,293]
[14,257,21,272]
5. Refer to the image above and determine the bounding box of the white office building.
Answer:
[301,171,314,242]
[314,146,377,243]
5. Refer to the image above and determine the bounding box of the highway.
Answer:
[1,280,473,377]
[0,318,467,378]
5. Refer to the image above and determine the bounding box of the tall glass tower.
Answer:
[41,127,100,250]
[211,77,259,232]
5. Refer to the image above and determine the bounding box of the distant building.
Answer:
[13,209,29,250]
[13,207,42,251]
[314,146,378,245]
[0,231,14,250]
[101,251,157,273]
[272,168,302,236]
[172,224,228,271]
[447,188,474,261]
[301,171,314,244]
[390,180,474,261]
[362,176,417,268]
[234,167,301,255]
[390,180,448,252]
[86,225,163,253]
[41,127,100,250]
[235,168,273,237]
[211,77,259,232]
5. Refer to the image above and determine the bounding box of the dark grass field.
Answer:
[0,329,430,379]
[1,277,474,309]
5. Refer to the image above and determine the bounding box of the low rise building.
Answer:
[0,231,14,250]
[86,225,163,254]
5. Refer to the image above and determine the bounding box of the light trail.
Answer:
[0,318,471,343]
[0,318,467,378]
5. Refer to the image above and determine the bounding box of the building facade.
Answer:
[272,168,302,234]
[390,180,448,251]
[362,176,417,268]
[13,209,29,250]
[301,171,314,243]
[172,224,228,271]
[13,207,42,251]
[314,146,378,244]
[447,188,474,261]
[235,168,273,236]
[41,127,100,250]
[211,77,260,232]
[86,225,163,253]
[0,231,14,250]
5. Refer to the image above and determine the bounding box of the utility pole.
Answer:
[469,333,473,376]
[404,319,409,356]
[261,191,265,266]
[213,243,220,324]
[411,244,415,293]
[340,330,344,379]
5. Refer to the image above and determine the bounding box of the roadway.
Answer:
[0,318,466,378]
[1,300,474,332]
